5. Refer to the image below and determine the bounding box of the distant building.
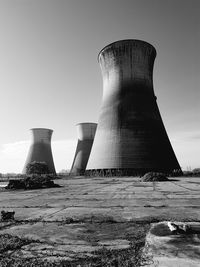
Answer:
[23,128,56,174]
[70,123,97,175]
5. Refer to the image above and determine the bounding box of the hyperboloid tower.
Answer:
[23,128,56,174]
[86,39,181,176]
[70,123,97,175]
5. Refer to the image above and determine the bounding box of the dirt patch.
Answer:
[141,172,169,182]
[150,222,172,236]
[5,175,60,190]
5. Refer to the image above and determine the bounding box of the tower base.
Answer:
[85,168,182,177]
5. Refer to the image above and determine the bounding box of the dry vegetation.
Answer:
[141,172,169,182]
[5,175,60,190]
[0,222,152,267]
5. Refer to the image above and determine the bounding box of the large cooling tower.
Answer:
[23,128,56,174]
[70,123,97,175]
[86,39,181,175]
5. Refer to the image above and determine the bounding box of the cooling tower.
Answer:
[70,123,97,175]
[86,39,181,175]
[23,128,56,174]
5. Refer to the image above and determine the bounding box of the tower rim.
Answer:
[30,128,53,132]
[75,122,97,127]
[97,39,157,62]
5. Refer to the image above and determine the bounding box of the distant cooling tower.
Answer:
[70,123,97,175]
[87,39,181,175]
[23,128,56,174]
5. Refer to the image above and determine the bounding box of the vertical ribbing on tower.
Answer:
[86,39,181,175]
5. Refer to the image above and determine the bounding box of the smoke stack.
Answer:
[70,123,97,175]
[23,128,56,174]
[86,39,181,175]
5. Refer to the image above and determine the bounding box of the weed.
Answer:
[0,223,153,266]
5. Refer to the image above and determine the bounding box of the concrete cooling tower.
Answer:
[70,123,97,175]
[23,128,56,174]
[86,39,181,176]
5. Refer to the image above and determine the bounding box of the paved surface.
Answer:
[0,176,200,265]
[147,221,200,267]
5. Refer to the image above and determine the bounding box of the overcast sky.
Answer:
[0,0,199,173]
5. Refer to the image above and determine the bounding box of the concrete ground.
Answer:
[0,176,200,265]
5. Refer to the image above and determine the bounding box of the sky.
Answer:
[0,0,199,173]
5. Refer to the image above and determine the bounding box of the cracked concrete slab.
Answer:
[0,176,200,265]
[147,221,200,266]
